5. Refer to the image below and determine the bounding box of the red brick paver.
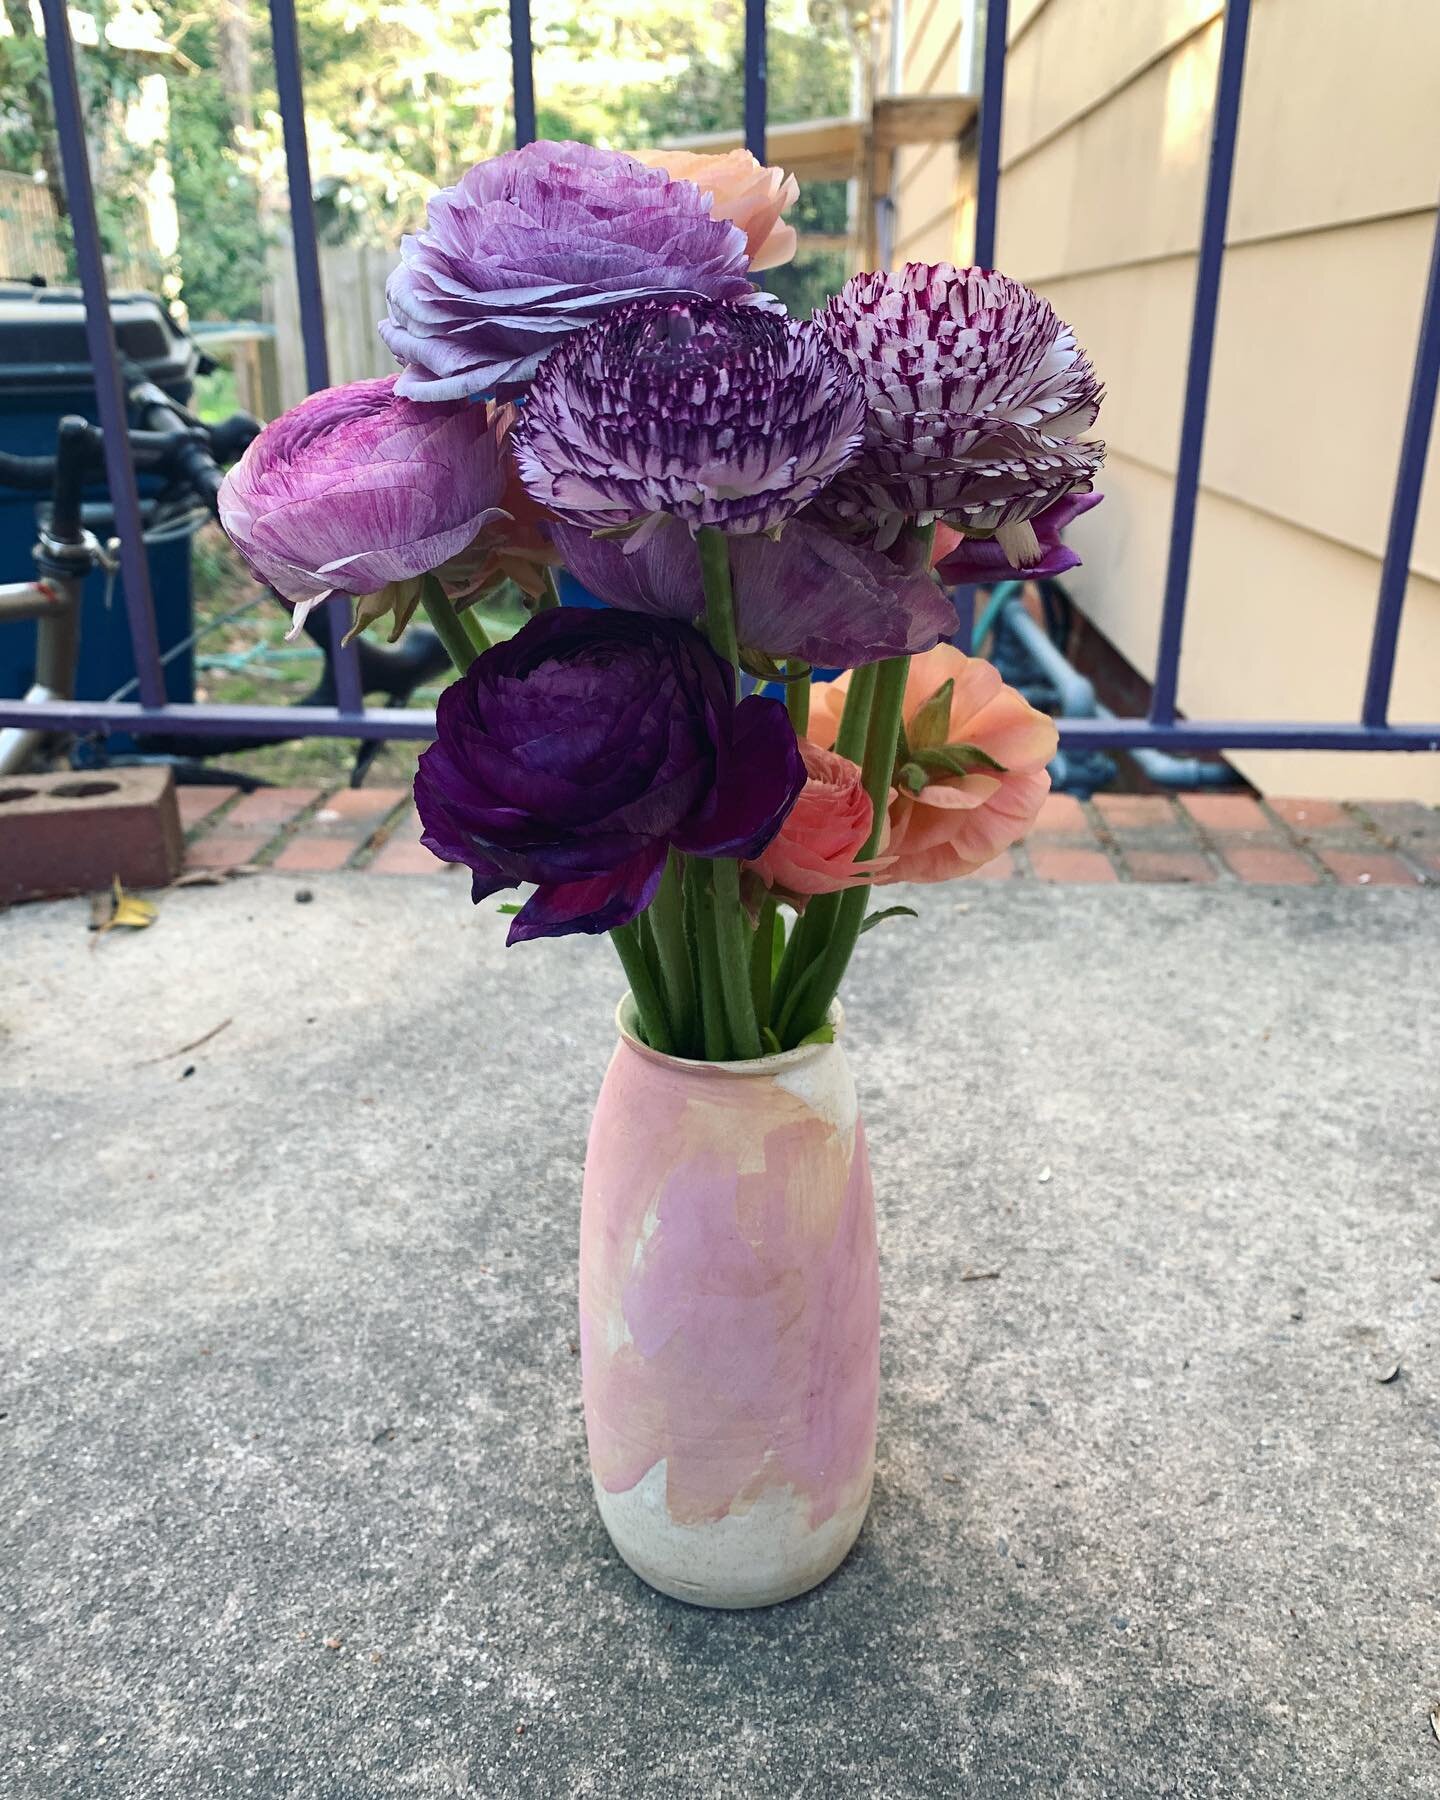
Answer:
[1093,794,1178,833]
[1122,850,1216,884]
[271,836,356,873]
[1221,846,1320,886]
[970,852,1016,881]
[367,807,449,876]
[1029,846,1118,884]
[1179,793,1272,836]
[309,786,409,830]
[224,786,323,830]
[1268,797,1349,834]
[176,785,239,829]
[184,832,270,873]
[1032,794,1096,839]
[1316,850,1421,888]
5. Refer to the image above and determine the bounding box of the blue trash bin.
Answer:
[0,283,200,737]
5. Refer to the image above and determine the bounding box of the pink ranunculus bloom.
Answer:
[631,148,799,272]
[744,737,894,911]
[809,646,1058,884]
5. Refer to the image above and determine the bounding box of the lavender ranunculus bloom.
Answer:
[815,263,1105,559]
[551,515,957,668]
[217,377,511,634]
[933,491,1103,585]
[514,299,865,538]
[414,609,805,944]
[379,142,769,400]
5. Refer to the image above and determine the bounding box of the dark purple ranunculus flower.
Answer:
[932,491,1103,585]
[513,299,864,537]
[216,376,512,634]
[814,263,1105,557]
[550,515,957,667]
[379,142,768,400]
[414,609,805,943]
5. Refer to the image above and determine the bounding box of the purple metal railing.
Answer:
[1,0,1437,757]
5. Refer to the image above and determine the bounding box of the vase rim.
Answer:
[614,994,845,1077]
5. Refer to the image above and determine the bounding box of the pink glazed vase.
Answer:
[579,997,879,1609]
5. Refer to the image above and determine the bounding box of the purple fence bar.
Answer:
[267,0,365,719]
[972,0,1008,270]
[1361,196,1440,727]
[509,0,537,149]
[744,0,767,162]
[36,0,167,709]
[1147,0,1251,728]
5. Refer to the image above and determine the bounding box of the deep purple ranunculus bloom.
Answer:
[932,492,1103,585]
[550,515,957,667]
[815,263,1105,557]
[379,141,768,400]
[216,377,510,633]
[414,609,805,943]
[514,298,864,538]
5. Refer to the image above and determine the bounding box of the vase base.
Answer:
[593,1464,872,1610]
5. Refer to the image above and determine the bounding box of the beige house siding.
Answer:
[891,0,1440,799]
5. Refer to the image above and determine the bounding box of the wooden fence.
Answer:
[264,237,394,410]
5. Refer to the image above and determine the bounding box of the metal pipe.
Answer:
[1148,0,1252,727]
[972,0,1009,268]
[268,0,365,718]
[509,0,537,148]
[744,0,767,163]
[1361,193,1440,726]
[37,0,166,709]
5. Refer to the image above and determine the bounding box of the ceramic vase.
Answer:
[578,997,878,1609]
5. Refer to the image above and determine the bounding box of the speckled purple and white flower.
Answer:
[512,298,866,537]
[814,262,1105,556]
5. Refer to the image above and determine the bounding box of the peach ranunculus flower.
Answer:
[631,148,799,272]
[809,647,1058,883]
[744,737,893,910]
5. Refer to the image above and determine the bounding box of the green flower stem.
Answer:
[609,920,675,1055]
[784,653,912,1043]
[539,567,563,611]
[770,660,879,1021]
[459,605,493,658]
[710,857,762,1060]
[421,575,479,676]
[750,897,778,1028]
[696,526,740,694]
[785,660,811,735]
[650,850,698,1057]
[685,860,730,1061]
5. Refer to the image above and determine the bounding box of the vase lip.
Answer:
[614,994,845,1077]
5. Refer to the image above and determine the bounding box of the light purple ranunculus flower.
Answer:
[815,262,1105,560]
[551,515,958,668]
[217,377,512,634]
[379,141,769,400]
[514,299,865,538]
[933,491,1103,585]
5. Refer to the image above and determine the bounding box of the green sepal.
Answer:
[913,742,1008,777]
[497,903,523,915]
[796,1023,835,1046]
[908,678,954,752]
[859,904,919,935]
[899,761,928,793]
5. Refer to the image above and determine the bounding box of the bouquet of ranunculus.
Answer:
[219,140,1104,1060]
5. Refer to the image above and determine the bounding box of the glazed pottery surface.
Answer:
[579,998,879,1609]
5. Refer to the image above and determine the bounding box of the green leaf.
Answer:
[859,905,919,935]
[913,742,1008,777]
[760,1026,783,1055]
[796,1023,835,1047]
[908,678,954,752]
[497,903,523,915]
[770,907,786,982]
[899,761,928,793]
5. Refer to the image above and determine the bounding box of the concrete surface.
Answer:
[1,876,1437,1799]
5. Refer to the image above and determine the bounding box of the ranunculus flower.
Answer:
[743,738,893,911]
[932,491,1102,587]
[379,141,768,400]
[549,515,957,668]
[514,299,864,538]
[809,645,1058,884]
[631,147,799,271]
[814,262,1105,557]
[217,377,512,636]
[415,608,805,943]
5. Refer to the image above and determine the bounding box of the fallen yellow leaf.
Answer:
[99,876,157,935]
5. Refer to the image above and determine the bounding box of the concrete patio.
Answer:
[2,875,1436,1797]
